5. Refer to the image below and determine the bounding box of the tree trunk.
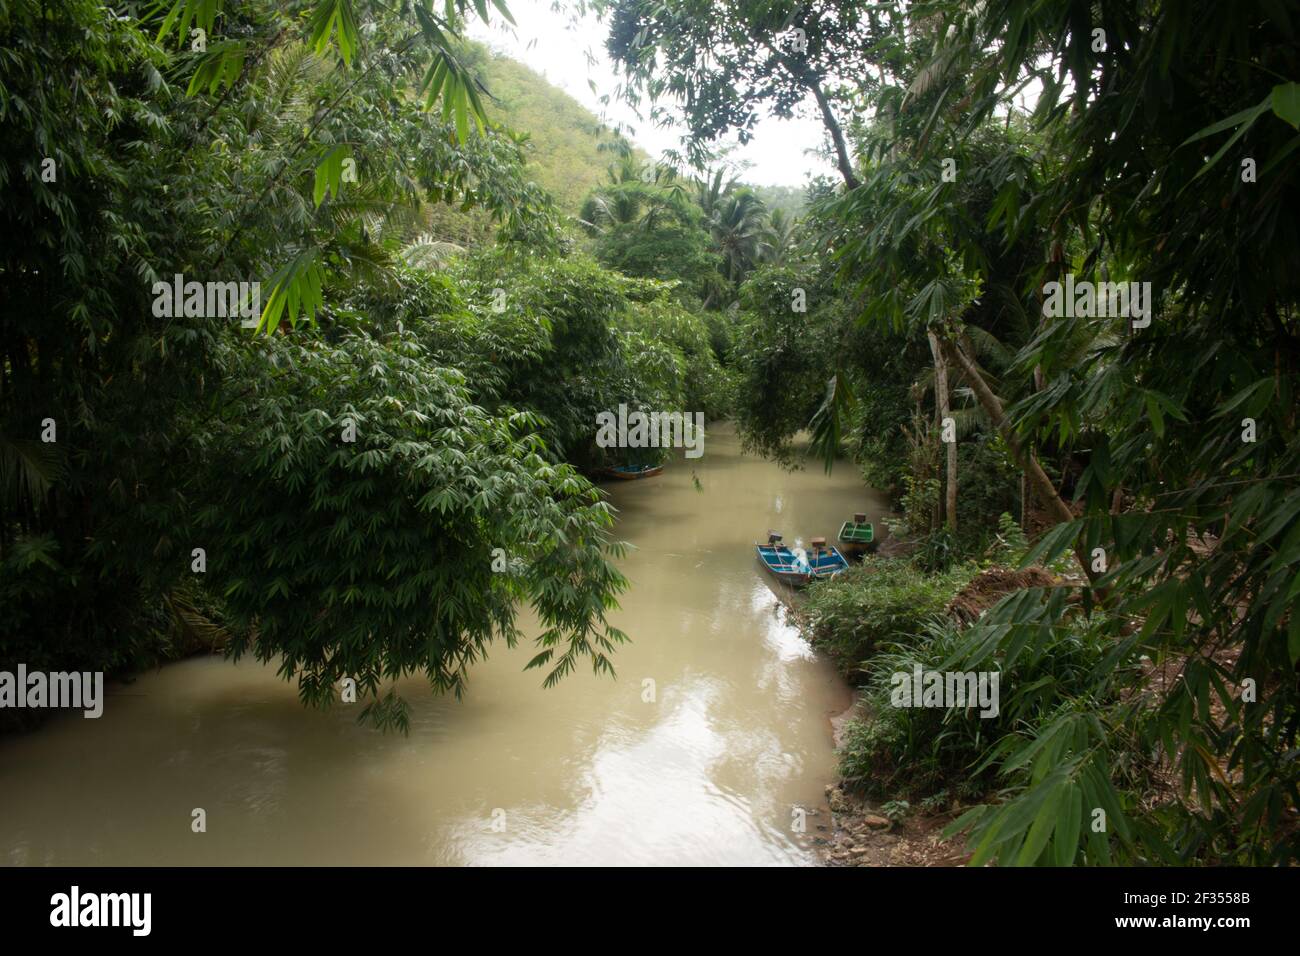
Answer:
[937,334,1100,587]
[760,39,861,191]
[1020,471,1029,531]
[808,79,861,190]
[928,331,957,532]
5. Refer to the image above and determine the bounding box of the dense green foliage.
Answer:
[838,614,1109,807]
[581,176,722,299]
[728,262,846,465]
[608,0,1300,865]
[6,0,1299,869]
[802,559,976,677]
[0,0,727,730]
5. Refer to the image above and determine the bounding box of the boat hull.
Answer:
[837,520,876,556]
[755,544,849,588]
[601,465,664,480]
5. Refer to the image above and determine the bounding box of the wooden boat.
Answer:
[755,533,849,587]
[601,464,664,480]
[838,513,876,556]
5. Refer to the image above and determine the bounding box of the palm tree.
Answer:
[759,207,800,265]
[400,234,467,270]
[694,167,735,220]
[578,188,644,234]
[607,153,643,185]
[709,191,770,284]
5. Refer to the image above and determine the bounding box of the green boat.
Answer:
[838,513,876,556]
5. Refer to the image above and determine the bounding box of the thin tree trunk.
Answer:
[759,38,861,191]
[928,331,957,532]
[937,334,1100,587]
[1020,471,1029,531]
[807,79,861,190]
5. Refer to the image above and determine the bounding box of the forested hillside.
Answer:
[463,42,637,213]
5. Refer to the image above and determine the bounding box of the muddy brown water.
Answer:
[0,423,886,865]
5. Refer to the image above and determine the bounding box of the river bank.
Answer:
[799,553,1068,867]
[815,692,969,866]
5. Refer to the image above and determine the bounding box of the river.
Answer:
[0,424,885,866]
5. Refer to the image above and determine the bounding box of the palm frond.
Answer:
[401,234,466,269]
[0,434,62,513]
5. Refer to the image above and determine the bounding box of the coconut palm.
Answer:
[694,167,736,220]
[708,190,771,284]
[759,207,800,265]
[400,234,467,270]
[579,189,645,234]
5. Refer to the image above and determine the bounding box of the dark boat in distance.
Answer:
[601,464,664,480]
[755,533,849,587]
[838,512,876,556]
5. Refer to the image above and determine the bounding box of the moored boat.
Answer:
[838,512,876,556]
[601,464,664,480]
[755,533,849,587]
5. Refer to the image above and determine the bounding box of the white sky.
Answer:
[467,0,836,187]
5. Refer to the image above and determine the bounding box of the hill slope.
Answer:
[463,43,636,214]
[439,44,803,234]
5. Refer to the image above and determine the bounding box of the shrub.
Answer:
[838,609,1113,815]
[801,558,976,677]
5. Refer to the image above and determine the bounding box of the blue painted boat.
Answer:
[601,464,664,480]
[755,534,849,587]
